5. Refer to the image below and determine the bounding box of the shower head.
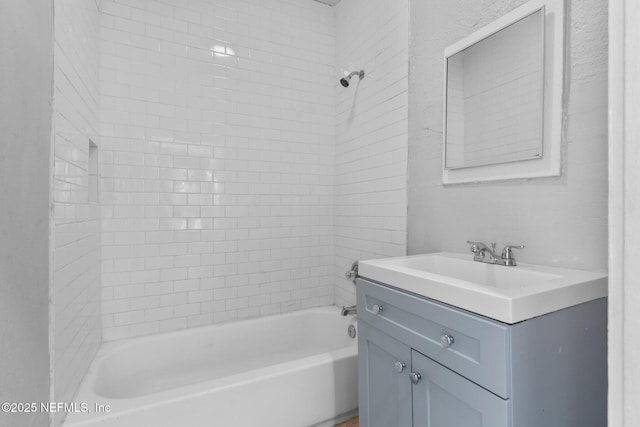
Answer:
[340,70,365,88]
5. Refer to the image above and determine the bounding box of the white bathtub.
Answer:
[65,306,358,427]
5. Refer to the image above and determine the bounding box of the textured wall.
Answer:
[52,0,103,423]
[333,0,409,307]
[0,1,53,426]
[408,0,608,271]
[99,0,335,340]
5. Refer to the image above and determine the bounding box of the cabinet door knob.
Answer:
[409,372,422,385]
[394,361,406,373]
[372,304,383,314]
[440,333,455,348]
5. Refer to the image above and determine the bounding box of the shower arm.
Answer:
[347,70,365,80]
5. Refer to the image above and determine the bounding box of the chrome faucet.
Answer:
[341,305,357,316]
[467,241,524,266]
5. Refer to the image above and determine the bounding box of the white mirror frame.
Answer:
[442,0,565,185]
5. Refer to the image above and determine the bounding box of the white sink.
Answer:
[358,252,607,324]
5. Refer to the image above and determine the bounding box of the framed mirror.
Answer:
[442,0,565,184]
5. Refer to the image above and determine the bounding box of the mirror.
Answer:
[442,0,564,184]
[445,9,544,169]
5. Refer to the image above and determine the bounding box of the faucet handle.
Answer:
[501,244,525,259]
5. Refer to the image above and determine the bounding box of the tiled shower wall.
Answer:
[99,0,335,340]
[333,0,409,307]
[52,0,102,421]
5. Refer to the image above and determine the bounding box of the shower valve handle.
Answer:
[345,261,359,284]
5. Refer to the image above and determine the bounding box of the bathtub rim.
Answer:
[65,305,358,426]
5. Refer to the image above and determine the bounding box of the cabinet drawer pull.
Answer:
[410,372,422,385]
[394,361,406,373]
[440,333,455,348]
[372,304,383,314]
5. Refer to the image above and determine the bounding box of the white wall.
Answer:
[333,0,409,307]
[99,0,335,340]
[52,0,103,422]
[408,0,608,271]
[0,1,53,426]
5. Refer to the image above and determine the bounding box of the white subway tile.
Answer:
[100,0,338,341]
[188,313,214,327]
[113,310,145,326]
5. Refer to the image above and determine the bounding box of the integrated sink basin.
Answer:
[358,252,607,323]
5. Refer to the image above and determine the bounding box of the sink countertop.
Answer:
[358,252,608,324]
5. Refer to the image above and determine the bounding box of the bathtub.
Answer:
[65,306,358,427]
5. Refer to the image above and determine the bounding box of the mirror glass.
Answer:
[444,9,544,170]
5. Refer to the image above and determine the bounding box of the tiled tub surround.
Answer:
[65,307,358,427]
[99,0,336,340]
[53,0,102,421]
[333,0,409,308]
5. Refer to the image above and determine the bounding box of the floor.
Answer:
[336,417,358,427]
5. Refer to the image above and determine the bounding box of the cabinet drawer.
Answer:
[357,278,511,398]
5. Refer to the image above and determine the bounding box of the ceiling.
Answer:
[312,0,341,6]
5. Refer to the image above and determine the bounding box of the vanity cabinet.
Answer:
[358,324,412,427]
[356,278,607,427]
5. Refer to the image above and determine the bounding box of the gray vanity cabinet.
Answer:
[411,350,510,426]
[358,323,412,427]
[356,277,607,427]
[359,322,510,427]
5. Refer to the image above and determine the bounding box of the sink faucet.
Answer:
[341,305,357,316]
[467,241,524,266]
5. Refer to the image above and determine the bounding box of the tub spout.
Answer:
[341,305,357,316]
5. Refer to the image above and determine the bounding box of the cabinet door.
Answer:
[358,321,412,427]
[411,350,511,427]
